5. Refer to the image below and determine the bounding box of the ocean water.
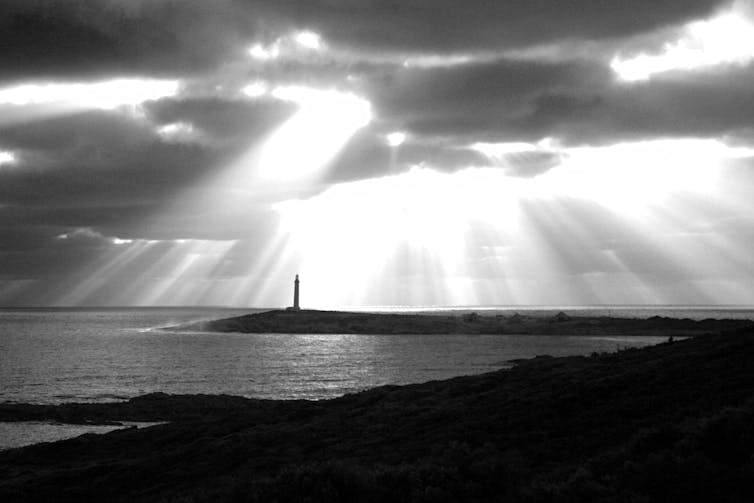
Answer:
[3,306,751,405]
[0,421,163,450]
[1,306,751,449]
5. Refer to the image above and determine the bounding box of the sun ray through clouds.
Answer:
[0,2,753,310]
[50,80,373,306]
[270,138,754,307]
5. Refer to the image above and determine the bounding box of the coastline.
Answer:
[175,308,754,336]
[2,327,754,502]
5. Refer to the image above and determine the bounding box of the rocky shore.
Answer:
[1,326,753,502]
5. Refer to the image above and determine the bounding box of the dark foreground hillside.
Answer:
[2,329,754,502]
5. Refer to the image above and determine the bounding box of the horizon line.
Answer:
[3,304,754,310]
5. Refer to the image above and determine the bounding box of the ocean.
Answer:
[1,306,752,449]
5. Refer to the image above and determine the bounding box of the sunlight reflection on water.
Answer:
[0,308,686,404]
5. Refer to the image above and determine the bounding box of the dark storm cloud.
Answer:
[0,0,259,80]
[0,0,726,82]
[584,68,754,141]
[1,0,742,150]
[0,109,154,156]
[0,223,70,254]
[262,0,724,53]
[0,0,748,199]
[0,226,115,286]
[364,58,610,142]
[0,204,157,242]
[144,97,297,147]
[506,65,754,144]
[0,99,293,270]
[366,54,754,148]
[0,111,217,207]
[325,127,489,182]
[0,94,297,203]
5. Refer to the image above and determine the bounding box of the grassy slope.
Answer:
[1,329,754,502]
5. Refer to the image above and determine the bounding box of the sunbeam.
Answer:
[50,84,373,307]
[256,87,372,181]
[272,138,754,307]
[49,132,754,308]
[56,239,238,306]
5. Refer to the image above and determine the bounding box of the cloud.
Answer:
[2,1,742,152]
[528,65,754,144]
[0,0,260,80]
[2,0,754,306]
[0,224,124,286]
[611,6,754,81]
[258,0,724,54]
[364,58,608,141]
[144,96,298,148]
[0,151,16,166]
[0,79,179,110]
[363,52,754,148]
[0,0,726,84]
[0,110,222,262]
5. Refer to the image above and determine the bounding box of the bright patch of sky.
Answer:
[56,228,103,241]
[242,81,268,98]
[111,238,134,245]
[295,31,322,49]
[612,8,754,81]
[156,122,198,142]
[249,43,280,60]
[256,86,372,180]
[401,53,479,68]
[386,132,406,147]
[472,138,753,211]
[268,136,754,306]
[248,30,324,62]
[0,151,16,166]
[0,79,180,110]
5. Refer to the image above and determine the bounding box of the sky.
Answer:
[1,0,754,308]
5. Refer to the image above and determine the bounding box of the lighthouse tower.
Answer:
[292,274,300,311]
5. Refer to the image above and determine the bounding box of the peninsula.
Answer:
[173,275,754,336]
[179,308,753,336]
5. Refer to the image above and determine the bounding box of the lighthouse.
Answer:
[292,274,300,311]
